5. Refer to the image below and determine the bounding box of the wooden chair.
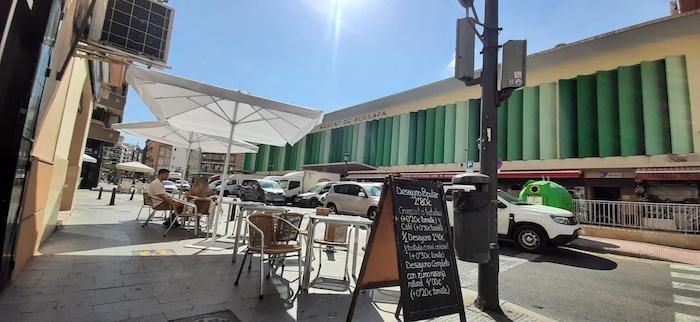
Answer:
[188,196,217,234]
[234,212,303,299]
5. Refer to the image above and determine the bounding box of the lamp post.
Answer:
[343,152,350,179]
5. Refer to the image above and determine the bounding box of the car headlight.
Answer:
[550,215,576,225]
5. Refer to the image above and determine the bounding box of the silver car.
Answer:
[324,182,382,219]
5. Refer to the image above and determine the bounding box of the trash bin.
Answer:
[452,173,491,263]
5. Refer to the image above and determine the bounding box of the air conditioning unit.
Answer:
[85,0,175,67]
[95,85,126,114]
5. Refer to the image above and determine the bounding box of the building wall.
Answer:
[14,57,93,278]
[169,146,189,173]
[243,13,700,174]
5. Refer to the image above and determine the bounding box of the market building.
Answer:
[243,11,700,202]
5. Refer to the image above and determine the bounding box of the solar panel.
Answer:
[99,0,173,63]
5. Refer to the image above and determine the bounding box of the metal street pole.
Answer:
[476,0,502,314]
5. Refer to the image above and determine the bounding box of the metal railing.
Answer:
[573,199,700,234]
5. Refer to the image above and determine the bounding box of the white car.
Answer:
[174,179,190,191]
[324,182,382,219]
[446,189,581,253]
[162,180,179,194]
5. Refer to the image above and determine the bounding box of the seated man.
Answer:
[149,168,183,227]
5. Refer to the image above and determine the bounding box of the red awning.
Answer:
[498,170,582,179]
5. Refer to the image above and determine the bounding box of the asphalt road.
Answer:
[456,244,700,322]
[285,205,700,321]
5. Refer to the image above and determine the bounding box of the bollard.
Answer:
[97,187,103,200]
[109,188,116,206]
[130,189,135,200]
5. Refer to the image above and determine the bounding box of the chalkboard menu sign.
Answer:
[347,176,464,322]
[390,177,464,321]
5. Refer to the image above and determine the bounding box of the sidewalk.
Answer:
[569,236,700,265]
[0,190,554,322]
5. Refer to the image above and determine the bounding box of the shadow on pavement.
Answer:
[297,292,385,321]
[530,247,618,270]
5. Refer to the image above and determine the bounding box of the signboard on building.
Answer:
[317,111,388,131]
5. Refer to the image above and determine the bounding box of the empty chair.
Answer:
[234,212,303,299]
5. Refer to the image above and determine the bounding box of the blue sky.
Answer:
[122,0,667,145]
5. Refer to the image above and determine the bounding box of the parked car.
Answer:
[278,171,340,199]
[215,174,262,197]
[174,179,190,191]
[209,179,221,190]
[324,182,382,219]
[239,179,287,205]
[162,180,178,194]
[294,181,335,207]
[445,188,581,253]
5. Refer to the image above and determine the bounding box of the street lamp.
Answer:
[343,152,350,179]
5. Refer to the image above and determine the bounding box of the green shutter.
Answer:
[497,100,508,160]
[425,108,435,164]
[559,79,578,158]
[391,116,400,165]
[539,83,557,159]
[577,74,598,157]
[454,101,469,163]
[468,99,481,162]
[618,65,644,156]
[398,113,410,166]
[641,60,671,155]
[507,90,523,161]
[596,70,620,157]
[522,86,540,160]
[376,118,385,166]
[357,123,366,163]
[416,110,426,164]
[444,104,457,163]
[665,56,694,154]
[383,118,392,166]
[409,112,418,164]
[434,105,446,164]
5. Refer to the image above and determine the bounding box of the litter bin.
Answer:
[452,173,491,263]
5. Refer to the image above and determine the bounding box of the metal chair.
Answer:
[234,212,303,299]
[163,199,198,237]
[140,193,172,226]
[314,220,350,281]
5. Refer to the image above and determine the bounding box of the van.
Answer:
[445,187,581,253]
[279,171,340,199]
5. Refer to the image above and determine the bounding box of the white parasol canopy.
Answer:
[82,153,97,163]
[116,161,154,174]
[125,66,323,248]
[113,120,259,179]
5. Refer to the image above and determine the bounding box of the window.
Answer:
[288,181,300,190]
[345,185,361,196]
[333,184,348,194]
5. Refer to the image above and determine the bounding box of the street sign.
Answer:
[496,158,503,170]
[466,160,475,169]
[347,177,465,322]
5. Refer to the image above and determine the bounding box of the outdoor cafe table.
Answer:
[220,198,263,237]
[230,203,288,262]
[301,214,373,291]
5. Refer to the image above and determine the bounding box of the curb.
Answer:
[461,289,557,322]
[565,242,684,264]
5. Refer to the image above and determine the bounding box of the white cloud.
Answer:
[447,52,456,69]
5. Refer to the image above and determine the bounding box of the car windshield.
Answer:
[498,190,530,205]
[362,185,382,197]
[279,180,289,189]
[310,183,327,193]
[259,180,281,189]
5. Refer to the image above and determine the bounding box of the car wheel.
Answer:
[327,203,338,214]
[514,225,548,253]
[223,191,230,197]
[367,207,377,220]
[310,198,319,208]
